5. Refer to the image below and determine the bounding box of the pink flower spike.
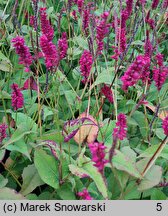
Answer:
[40,35,59,69]
[111,46,121,60]
[77,189,93,200]
[96,11,110,55]
[152,0,160,9]
[40,7,54,41]
[140,0,147,5]
[125,0,133,18]
[0,123,8,144]
[72,10,78,20]
[58,32,68,60]
[101,84,113,104]
[82,7,90,33]
[89,142,108,173]
[155,53,164,67]
[79,50,93,83]
[11,36,32,71]
[76,0,84,13]
[153,67,168,91]
[113,113,127,140]
[121,55,150,91]
[120,28,127,53]
[22,76,38,91]
[145,11,155,29]
[153,53,168,91]
[121,10,128,29]
[118,9,130,54]
[162,0,168,8]
[30,15,35,28]
[163,116,168,136]
[11,83,24,111]
[144,31,153,57]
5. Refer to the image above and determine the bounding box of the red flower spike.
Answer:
[152,0,160,9]
[77,189,93,200]
[121,55,150,91]
[163,116,168,136]
[0,123,8,144]
[11,36,32,71]
[40,35,59,69]
[79,50,93,83]
[113,113,127,140]
[101,84,113,104]
[11,83,24,111]
[40,7,54,41]
[153,53,168,91]
[89,142,108,174]
[22,76,38,91]
[58,32,68,60]
[96,11,110,55]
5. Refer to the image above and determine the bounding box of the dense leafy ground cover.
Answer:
[0,0,168,200]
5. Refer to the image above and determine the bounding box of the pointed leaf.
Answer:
[136,158,162,191]
[34,149,59,189]
[112,150,141,178]
[0,174,8,189]
[0,149,5,162]
[6,139,31,160]
[69,156,108,199]
[0,188,26,200]
[21,164,44,195]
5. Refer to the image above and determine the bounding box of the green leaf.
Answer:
[34,149,59,189]
[138,144,168,160]
[131,40,144,46]
[0,61,11,72]
[69,48,82,60]
[64,90,76,106]
[57,183,76,200]
[0,52,12,72]
[0,51,10,61]
[6,139,31,160]
[38,192,53,200]
[0,90,11,99]
[77,147,86,167]
[136,158,162,191]
[0,187,26,200]
[88,182,103,199]
[127,116,138,127]
[3,128,35,148]
[0,174,8,189]
[26,194,38,200]
[123,181,141,200]
[132,111,148,138]
[111,150,141,178]
[73,36,88,50]
[57,150,70,179]
[155,128,165,140]
[22,90,37,107]
[38,131,64,143]
[11,112,37,132]
[94,68,114,86]
[0,148,5,161]
[20,164,44,196]
[69,156,108,199]
[69,164,88,178]
[151,189,167,200]
[98,119,116,148]
[42,106,54,121]
[121,146,137,163]
[116,170,129,190]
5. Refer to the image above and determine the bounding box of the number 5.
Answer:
[156,203,162,211]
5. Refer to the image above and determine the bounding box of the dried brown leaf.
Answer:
[74,112,99,144]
